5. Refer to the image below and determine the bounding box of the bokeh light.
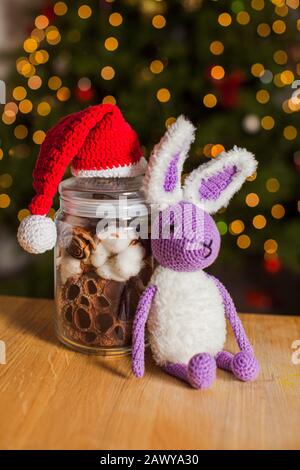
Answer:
[266,178,280,193]
[101,66,115,80]
[271,204,285,219]
[157,88,171,103]
[237,234,251,249]
[203,93,217,108]
[253,214,266,229]
[246,193,259,207]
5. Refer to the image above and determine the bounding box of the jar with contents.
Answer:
[54,175,153,356]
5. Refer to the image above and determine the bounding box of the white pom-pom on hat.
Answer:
[17,215,57,254]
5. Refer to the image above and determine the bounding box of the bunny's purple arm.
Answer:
[132,285,157,378]
[209,275,259,381]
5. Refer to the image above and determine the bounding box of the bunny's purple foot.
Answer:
[164,353,216,389]
[216,350,259,382]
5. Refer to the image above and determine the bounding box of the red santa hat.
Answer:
[17,103,146,254]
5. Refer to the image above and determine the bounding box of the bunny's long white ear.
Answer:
[183,146,257,214]
[142,115,196,209]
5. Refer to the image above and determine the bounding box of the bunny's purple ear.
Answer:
[183,147,257,214]
[142,116,196,208]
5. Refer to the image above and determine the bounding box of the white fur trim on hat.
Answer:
[17,215,57,254]
[71,157,147,178]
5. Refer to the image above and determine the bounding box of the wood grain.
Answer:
[0,295,299,450]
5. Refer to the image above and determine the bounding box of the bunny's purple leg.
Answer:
[211,276,259,382]
[163,353,216,389]
[132,285,157,378]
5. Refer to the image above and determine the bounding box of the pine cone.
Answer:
[66,227,96,261]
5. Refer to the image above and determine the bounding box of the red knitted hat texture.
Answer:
[29,104,145,216]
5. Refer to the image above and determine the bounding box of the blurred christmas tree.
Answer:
[0,0,299,300]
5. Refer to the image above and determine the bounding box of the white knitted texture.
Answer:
[17,215,57,254]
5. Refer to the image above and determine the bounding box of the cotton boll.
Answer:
[114,243,145,280]
[96,259,126,283]
[90,242,109,268]
[97,226,138,255]
[60,255,82,284]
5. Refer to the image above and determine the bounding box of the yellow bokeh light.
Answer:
[31,28,45,43]
[23,38,38,53]
[165,117,176,127]
[0,194,11,209]
[256,90,270,104]
[251,63,264,77]
[247,171,257,182]
[78,5,92,19]
[286,0,299,9]
[203,144,213,157]
[46,28,61,45]
[271,204,285,219]
[211,65,225,80]
[264,239,278,254]
[257,23,271,37]
[0,174,13,188]
[251,0,265,11]
[261,116,275,130]
[275,5,288,16]
[211,144,225,158]
[281,70,294,85]
[152,15,166,29]
[104,37,119,51]
[35,15,49,29]
[14,125,28,139]
[0,149,3,160]
[209,41,224,55]
[48,76,62,90]
[236,11,250,25]
[272,20,286,34]
[283,125,297,140]
[33,130,46,145]
[157,88,171,103]
[54,2,68,16]
[273,50,288,65]
[19,99,33,114]
[246,193,259,207]
[237,234,251,249]
[2,110,16,125]
[57,87,71,101]
[13,86,27,101]
[253,214,266,229]
[102,95,116,105]
[109,12,123,27]
[150,60,164,74]
[37,102,51,116]
[266,178,280,192]
[218,13,232,27]
[18,208,31,222]
[101,66,115,80]
[230,220,245,235]
[28,75,42,90]
[203,93,217,108]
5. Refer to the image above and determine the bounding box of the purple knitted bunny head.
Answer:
[143,116,257,272]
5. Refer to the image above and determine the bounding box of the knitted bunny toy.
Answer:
[132,116,259,389]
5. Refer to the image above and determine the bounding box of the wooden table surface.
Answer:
[0,295,300,450]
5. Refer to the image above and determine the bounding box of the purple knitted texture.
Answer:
[132,285,157,378]
[151,202,221,272]
[164,353,216,389]
[199,165,237,201]
[163,153,180,192]
[212,275,259,382]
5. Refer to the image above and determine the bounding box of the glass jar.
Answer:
[54,176,153,356]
